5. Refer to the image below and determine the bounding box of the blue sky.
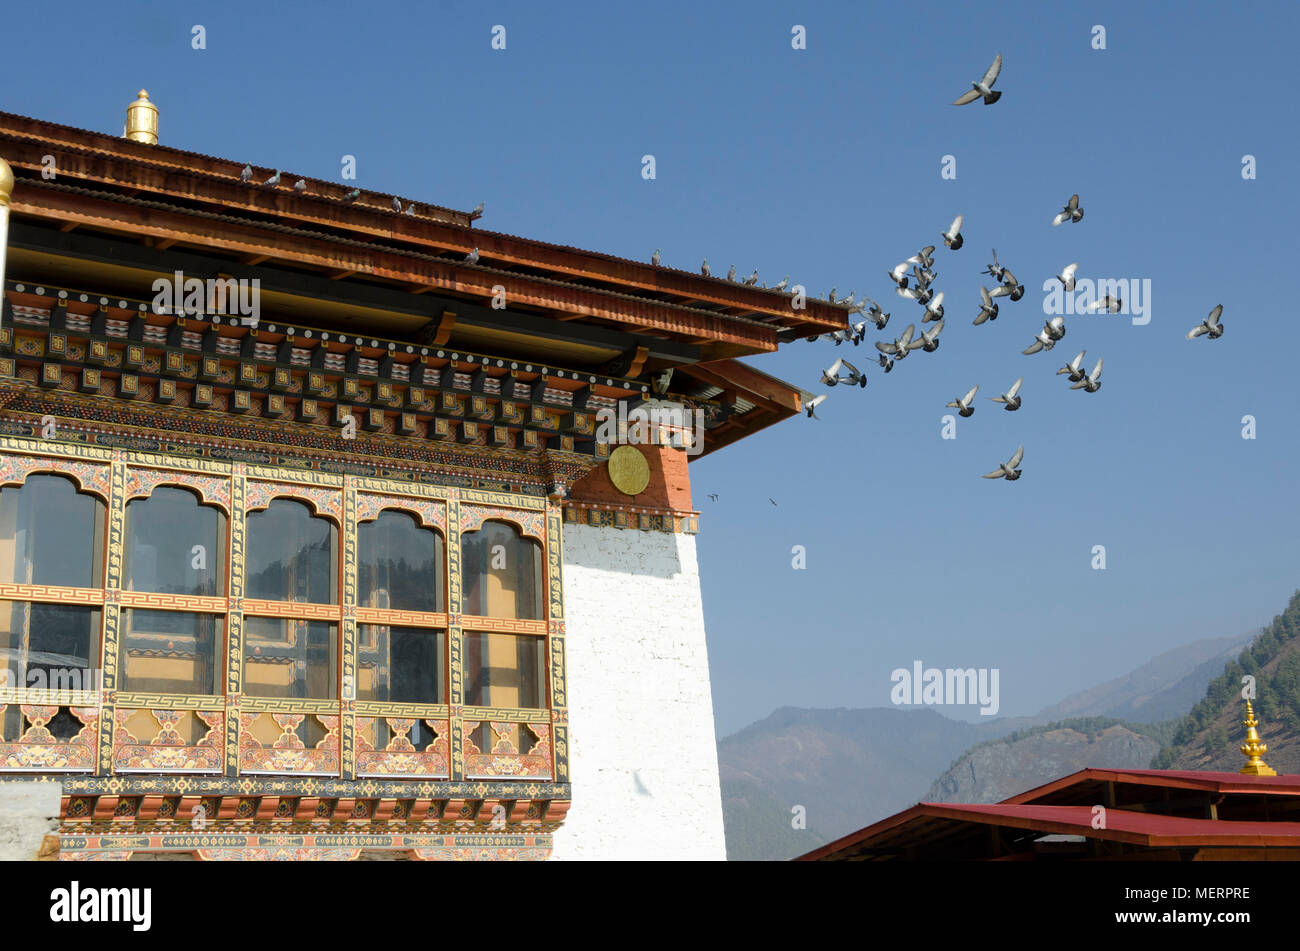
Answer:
[3,0,1298,736]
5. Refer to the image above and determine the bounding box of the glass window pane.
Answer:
[357,511,444,613]
[119,609,222,695]
[357,625,444,704]
[245,499,337,604]
[461,522,543,619]
[0,601,101,690]
[242,616,337,699]
[0,475,104,588]
[126,487,226,596]
[464,631,545,708]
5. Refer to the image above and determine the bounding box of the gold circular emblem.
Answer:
[607,445,651,496]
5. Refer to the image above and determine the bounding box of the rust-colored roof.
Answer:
[1003,767,1300,804]
[0,109,848,348]
[797,767,1300,861]
[798,802,1300,860]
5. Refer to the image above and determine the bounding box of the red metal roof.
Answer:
[1003,767,1300,805]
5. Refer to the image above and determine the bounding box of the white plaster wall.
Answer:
[550,523,726,860]
[0,781,61,860]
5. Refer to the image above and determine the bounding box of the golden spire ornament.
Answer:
[1239,699,1276,776]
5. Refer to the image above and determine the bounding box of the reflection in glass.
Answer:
[119,609,221,695]
[461,521,543,619]
[357,511,443,613]
[242,616,337,699]
[0,601,101,691]
[464,631,545,708]
[0,475,104,588]
[126,487,226,596]
[245,499,337,604]
[357,625,444,704]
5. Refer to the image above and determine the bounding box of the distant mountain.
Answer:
[718,633,1256,860]
[1156,591,1300,773]
[927,719,1170,804]
[1034,634,1252,723]
[718,706,1012,860]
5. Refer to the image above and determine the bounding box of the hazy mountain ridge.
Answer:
[719,633,1253,860]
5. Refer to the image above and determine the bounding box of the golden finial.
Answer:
[0,157,13,207]
[124,89,159,145]
[1240,699,1277,776]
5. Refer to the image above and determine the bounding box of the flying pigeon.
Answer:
[990,376,1023,411]
[862,298,890,330]
[953,54,1003,106]
[727,265,737,282]
[947,385,979,417]
[343,189,360,201]
[908,246,937,270]
[983,249,1007,283]
[848,321,868,345]
[262,169,281,187]
[1052,194,1084,226]
[922,292,945,323]
[974,287,999,325]
[1088,295,1122,314]
[701,260,711,277]
[707,494,719,502]
[941,215,964,250]
[744,269,759,286]
[911,265,937,288]
[1070,358,1103,393]
[464,247,480,265]
[877,323,917,360]
[888,263,910,289]
[878,353,895,373]
[1187,305,1225,340]
[652,249,661,266]
[916,319,945,352]
[1023,316,1067,354]
[822,357,866,388]
[1057,350,1088,383]
[1057,262,1079,291]
[392,196,403,212]
[983,445,1024,481]
[470,201,485,218]
[899,283,932,304]
[804,393,828,418]
[989,271,1026,301]
[293,178,308,193]
[240,165,253,183]
[773,275,790,291]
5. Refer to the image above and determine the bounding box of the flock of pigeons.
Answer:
[765,54,1224,482]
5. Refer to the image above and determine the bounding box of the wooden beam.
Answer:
[328,268,357,280]
[59,221,78,233]
[242,253,271,266]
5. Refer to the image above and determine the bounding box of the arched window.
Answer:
[357,510,444,612]
[245,499,337,604]
[356,510,445,705]
[120,487,226,695]
[460,521,543,619]
[126,486,226,596]
[0,475,104,692]
[0,474,104,588]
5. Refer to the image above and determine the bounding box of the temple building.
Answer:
[0,92,842,860]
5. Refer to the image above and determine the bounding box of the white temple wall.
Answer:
[550,523,726,860]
